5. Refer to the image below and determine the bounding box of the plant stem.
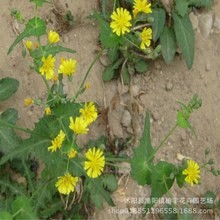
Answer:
[12,208,23,218]
[123,36,140,50]
[0,119,33,134]
[155,124,178,154]
[113,0,117,11]
[22,159,34,193]
[106,157,130,162]
[73,48,104,102]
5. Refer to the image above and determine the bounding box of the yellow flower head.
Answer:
[110,8,132,36]
[79,102,98,125]
[84,147,105,178]
[140,27,152,50]
[24,98,34,106]
[25,40,33,50]
[45,107,51,115]
[69,116,89,135]
[58,58,77,76]
[48,130,66,152]
[182,159,201,186]
[39,54,55,80]
[133,0,152,18]
[55,172,78,195]
[48,30,60,44]
[68,149,77,159]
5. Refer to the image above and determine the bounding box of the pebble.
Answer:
[189,12,199,30]
[198,13,213,39]
[99,54,110,67]
[154,61,162,70]
[206,63,211,71]
[121,110,132,127]
[165,81,173,91]
[62,35,69,43]
[152,111,160,121]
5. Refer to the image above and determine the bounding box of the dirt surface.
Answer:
[0,0,220,219]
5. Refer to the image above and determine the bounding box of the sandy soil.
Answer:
[0,0,219,219]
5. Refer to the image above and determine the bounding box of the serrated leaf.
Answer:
[175,0,189,17]
[0,77,19,101]
[102,174,118,192]
[151,8,166,42]
[160,26,176,64]
[177,111,191,128]
[12,196,37,219]
[30,0,48,7]
[204,191,216,209]
[173,13,195,69]
[135,59,148,73]
[103,66,115,81]
[131,113,154,185]
[8,17,46,54]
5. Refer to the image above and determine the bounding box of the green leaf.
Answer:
[131,113,154,185]
[41,45,76,57]
[177,111,191,128]
[0,77,19,101]
[160,26,176,64]
[102,66,115,81]
[0,211,13,220]
[151,8,166,42]
[102,174,118,192]
[0,109,22,154]
[173,13,195,69]
[108,47,119,63]
[135,59,148,73]
[175,0,189,17]
[204,191,216,209]
[217,199,220,211]
[30,0,48,7]
[164,204,177,220]
[12,196,37,219]
[122,66,130,85]
[175,165,185,188]
[91,11,124,48]
[91,193,103,209]
[188,0,212,8]
[179,205,194,220]
[8,17,46,54]
[151,161,176,198]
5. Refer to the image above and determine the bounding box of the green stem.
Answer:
[12,208,23,218]
[0,119,33,134]
[106,157,130,163]
[22,159,34,193]
[41,75,51,96]
[73,48,104,102]
[164,181,181,220]
[113,0,117,11]
[123,36,140,50]
[66,158,70,172]
[58,118,70,143]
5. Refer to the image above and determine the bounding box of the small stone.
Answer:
[99,54,110,67]
[180,130,187,141]
[206,63,211,71]
[152,112,160,121]
[121,110,132,127]
[166,81,173,91]
[154,61,162,70]
[118,162,131,174]
[198,13,213,39]
[129,84,139,97]
[62,35,69,43]
[189,12,199,30]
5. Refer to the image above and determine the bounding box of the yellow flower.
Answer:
[110,8,132,36]
[140,27,152,49]
[48,130,66,152]
[39,54,56,80]
[68,149,77,159]
[79,102,98,125]
[84,147,105,178]
[24,98,34,106]
[48,30,60,44]
[55,172,78,195]
[182,159,201,186]
[69,116,89,135]
[25,40,33,50]
[58,58,77,76]
[45,107,51,115]
[133,0,152,18]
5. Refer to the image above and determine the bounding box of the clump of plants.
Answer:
[95,0,212,83]
[0,0,219,219]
